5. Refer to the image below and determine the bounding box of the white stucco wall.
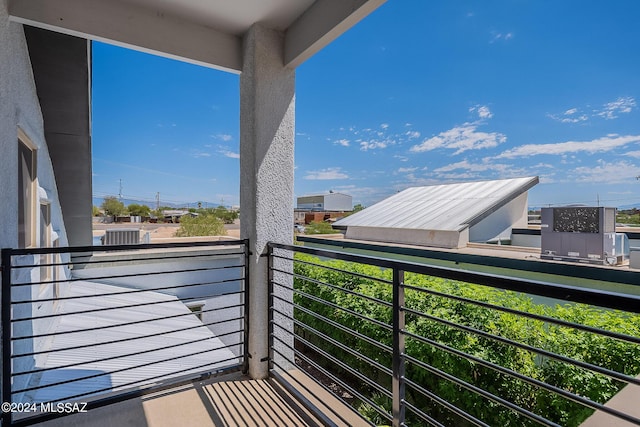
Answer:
[469,192,529,243]
[1,0,70,398]
[324,193,352,212]
[0,0,69,250]
[345,226,468,249]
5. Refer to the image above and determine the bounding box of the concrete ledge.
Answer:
[31,373,337,427]
[580,376,640,426]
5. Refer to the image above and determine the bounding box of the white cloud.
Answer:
[212,133,233,142]
[490,32,514,43]
[547,108,589,123]
[572,160,640,184]
[469,105,493,119]
[405,131,421,139]
[435,160,495,173]
[433,159,526,178]
[219,150,239,159]
[596,96,636,119]
[394,155,409,162]
[304,167,349,180]
[497,134,640,158]
[410,122,506,155]
[360,141,388,151]
[550,97,636,123]
[193,152,211,158]
[334,139,350,147]
[397,167,418,173]
[380,123,389,130]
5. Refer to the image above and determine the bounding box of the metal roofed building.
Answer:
[297,192,353,211]
[334,176,539,249]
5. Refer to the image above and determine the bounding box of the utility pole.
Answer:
[156,192,160,211]
[118,179,123,201]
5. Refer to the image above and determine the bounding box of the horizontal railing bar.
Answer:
[271,306,392,377]
[13,315,243,358]
[271,341,393,424]
[272,252,393,285]
[14,332,244,378]
[26,355,244,405]
[13,289,245,323]
[272,266,393,309]
[269,369,361,427]
[13,330,242,380]
[404,353,561,427]
[270,362,374,427]
[11,344,243,397]
[9,250,245,272]
[403,307,640,387]
[6,239,248,257]
[270,243,640,313]
[13,275,243,306]
[272,293,392,355]
[402,400,446,427]
[12,275,244,304]
[10,364,244,427]
[404,377,489,427]
[10,263,244,289]
[290,286,392,333]
[13,312,243,343]
[275,329,392,400]
[403,282,640,346]
[404,330,640,425]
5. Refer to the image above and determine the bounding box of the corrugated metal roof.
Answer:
[25,281,239,403]
[335,177,539,232]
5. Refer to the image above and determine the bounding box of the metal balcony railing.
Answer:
[1,240,249,426]
[268,242,640,427]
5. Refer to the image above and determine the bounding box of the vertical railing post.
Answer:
[392,268,405,427]
[1,249,13,426]
[243,239,251,374]
[267,243,274,371]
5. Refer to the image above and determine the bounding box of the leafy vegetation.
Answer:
[304,221,340,235]
[127,203,151,217]
[293,253,640,426]
[100,196,127,216]
[175,213,226,237]
[188,206,239,224]
[617,208,640,225]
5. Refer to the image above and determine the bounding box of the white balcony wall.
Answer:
[1,0,72,398]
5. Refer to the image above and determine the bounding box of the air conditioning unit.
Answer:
[540,207,627,265]
[102,228,140,245]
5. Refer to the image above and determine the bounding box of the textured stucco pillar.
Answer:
[240,24,295,379]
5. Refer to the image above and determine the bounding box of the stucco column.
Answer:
[240,24,295,379]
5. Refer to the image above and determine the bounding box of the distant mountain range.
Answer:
[92,197,228,210]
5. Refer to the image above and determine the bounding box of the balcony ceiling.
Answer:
[121,0,315,35]
[8,0,386,73]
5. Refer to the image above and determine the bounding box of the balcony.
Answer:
[1,240,640,426]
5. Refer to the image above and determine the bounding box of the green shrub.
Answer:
[304,221,340,235]
[293,253,640,426]
[175,214,226,237]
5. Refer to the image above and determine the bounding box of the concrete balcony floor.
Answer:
[30,371,367,427]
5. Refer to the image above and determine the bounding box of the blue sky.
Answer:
[92,1,640,209]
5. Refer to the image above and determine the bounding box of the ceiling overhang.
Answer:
[9,0,385,74]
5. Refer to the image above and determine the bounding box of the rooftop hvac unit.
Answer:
[540,207,627,265]
[102,228,140,245]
